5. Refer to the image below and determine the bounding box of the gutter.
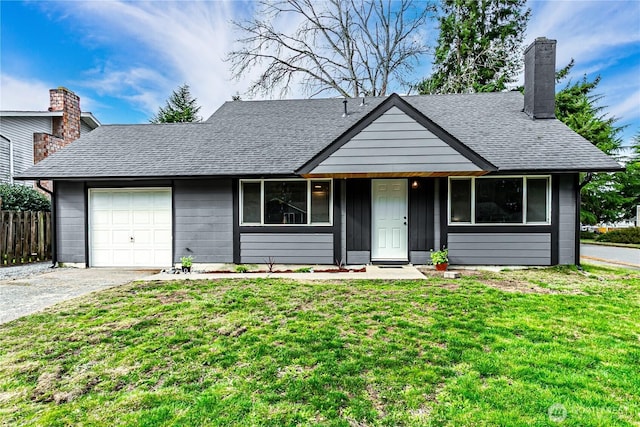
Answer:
[9,137,14,184]
[36,181,56,268]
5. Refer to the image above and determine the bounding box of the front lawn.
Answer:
[1,265,639,426]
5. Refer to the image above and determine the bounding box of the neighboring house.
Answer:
[0,87,100,184]
[17,38,621,268]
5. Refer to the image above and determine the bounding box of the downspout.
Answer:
[9,137,14,184]
[36,180,56,268]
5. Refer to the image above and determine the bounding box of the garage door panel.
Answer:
[133,211,151,225]
[154,230,172,244]
[112,211,130,225]
[90,188,172,267]
[154,211,172,224]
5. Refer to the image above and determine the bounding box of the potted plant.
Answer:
[180,255,193,273]
[430,248,448,271]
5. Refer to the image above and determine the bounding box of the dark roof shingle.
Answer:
[16,92,620,179]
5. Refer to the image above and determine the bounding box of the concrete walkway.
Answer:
[0,268,156,324]
[144,265,427,281]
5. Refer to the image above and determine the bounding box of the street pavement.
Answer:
[581,244,640,269]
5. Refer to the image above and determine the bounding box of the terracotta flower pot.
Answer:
[435,263,448,271]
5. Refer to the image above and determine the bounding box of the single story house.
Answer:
[17,38,621,268]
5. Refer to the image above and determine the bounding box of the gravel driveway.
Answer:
[0,265,158,324]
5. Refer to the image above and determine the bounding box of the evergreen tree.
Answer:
[150,84,202,123]
[417,0,530,94]
[554,61,626,224]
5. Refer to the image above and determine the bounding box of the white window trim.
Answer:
[240,178,333,226]
[448,175,552,226]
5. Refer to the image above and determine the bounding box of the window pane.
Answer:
[475,178,523,223]
[527,178,548,222]
[450,179,472,222]
[242,182,261,223]
[264,181,307,224]
[311,181,331,223]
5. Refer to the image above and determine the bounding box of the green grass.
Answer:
[1,265,639,426]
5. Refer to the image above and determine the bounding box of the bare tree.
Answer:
[228,0,435,98]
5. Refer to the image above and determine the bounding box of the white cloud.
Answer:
[49,0,267,118]
[526,0,640,66]
[0,75,51,110]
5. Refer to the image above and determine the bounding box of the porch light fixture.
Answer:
[411,180,419,189]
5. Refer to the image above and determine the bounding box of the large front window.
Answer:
[240,179,332,225]
[449,176,550,225]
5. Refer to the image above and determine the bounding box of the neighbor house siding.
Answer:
[55,181,86,264]
[0,116,51,178]
[311,107,482,174]
[174,179,233,263]
[448,233,551,265]
[558,174,577,264]
[239,233,334,264]
[80,120,94,135]
[0,137,9,182]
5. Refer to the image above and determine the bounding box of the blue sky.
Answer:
[1,0,639,148]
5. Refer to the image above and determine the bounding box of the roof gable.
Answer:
[298,93,496,177]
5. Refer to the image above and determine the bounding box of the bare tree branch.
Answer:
[227,0,435,98]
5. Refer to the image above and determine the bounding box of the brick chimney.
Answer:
[34,87,82,164]
[524,37,556,119]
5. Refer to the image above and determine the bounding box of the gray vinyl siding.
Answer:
[0,136,9,182]
[347,251,370,265]
[410,251,429,265]
[448,233,551,265]
[80,120,94,135]
[240,233,334,264]
[311,107,482,174]
[56,181,86,264]
[174,179,233,263]
[0,116,51,177]
[558,175,577,264]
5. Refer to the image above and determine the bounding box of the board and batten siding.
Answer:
[240,233,334,264]
[558,174,577,264]
[310,107,482,174]
[448,233,551,265]
[55,181,86,264]
[174,179,233,263]
[0,116,52,180]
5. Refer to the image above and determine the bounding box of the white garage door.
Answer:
[89,188,172,267]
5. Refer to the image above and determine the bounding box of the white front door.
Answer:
[89,188,172,267]
[371,179,408,261]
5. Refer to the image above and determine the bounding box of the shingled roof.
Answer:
[16,91,621,180]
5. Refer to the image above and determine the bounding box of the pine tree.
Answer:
[554,61,627,224]
[417,0,530,94]
[150,84,202,123]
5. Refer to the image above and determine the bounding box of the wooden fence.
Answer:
[0,211,52,266]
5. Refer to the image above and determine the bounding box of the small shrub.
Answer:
[180,256,193,267]
[0,183,51,211]
[235,265,249,273]
[580,231,598,240]
[430,248,448,265]
[595,227,640,244]
[294,267,312,273]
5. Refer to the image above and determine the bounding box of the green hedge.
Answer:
[580,231,598,240]
[595,227,640,244]
[0,184,51,212]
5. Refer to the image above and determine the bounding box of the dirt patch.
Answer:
[482,279,586,295]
